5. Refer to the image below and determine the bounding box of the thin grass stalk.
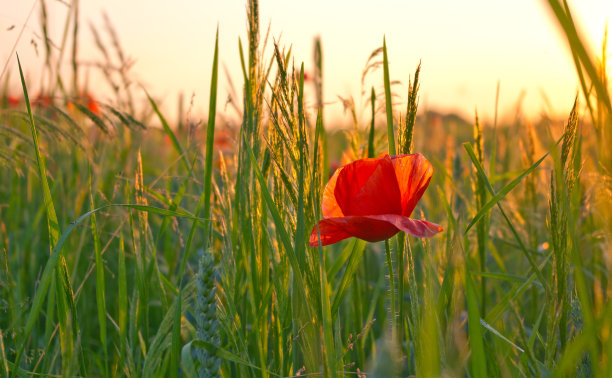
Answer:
[117,232,128,371]
[40,0,52,91]
[0,329,7,378]
[50,0,76,95]
[384,239,396,339]
[313,36,328,179]
[382,37,395,156]
[464,246,488,377]
[125,181,143,376]
[89,169,108,378]
[489,81,500,180]
[368,87,376,158]
[71,0,79,95]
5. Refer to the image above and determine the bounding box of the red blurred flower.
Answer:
[33,93,53,107]
[309,153,442,246]
[7,95,21,107]
[84,93,100,115]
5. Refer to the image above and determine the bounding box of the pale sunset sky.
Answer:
[1,0,611,126]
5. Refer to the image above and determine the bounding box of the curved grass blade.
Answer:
[16,54,77,376]
[545,0,612,113]
[330,239,367,316]
[327,237,359,278]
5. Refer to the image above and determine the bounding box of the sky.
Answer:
[1,0,611,126]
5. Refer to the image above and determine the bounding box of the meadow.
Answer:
[1,0,612,376]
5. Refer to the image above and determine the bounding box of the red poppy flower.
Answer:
[309,153,442,246]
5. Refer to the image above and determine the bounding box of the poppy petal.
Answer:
[391,154,433,216]
[367,214,443,238]
[309,218,353,246]
[322,166,344,218]
[309,216,399,246]
[334,155,402,216]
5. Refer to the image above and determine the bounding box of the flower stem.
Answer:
[385,239,396,338]
[397,233,405,348]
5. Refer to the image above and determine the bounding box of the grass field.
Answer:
[1,0,612,376]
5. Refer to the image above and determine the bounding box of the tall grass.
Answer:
[1,0,612,377]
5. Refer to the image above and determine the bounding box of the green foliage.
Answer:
[1,1,612,377]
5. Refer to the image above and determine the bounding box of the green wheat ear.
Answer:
[194,250,221,377]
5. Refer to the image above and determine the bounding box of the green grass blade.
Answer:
[382,37,395,156]
[89,169,108,378]
[327,237,360,278]
[368,87,376,158]
[470,271,526,283]
[545,0,612,113]
[465,267,487,377]
[16,54,77,376]
[17,59,59,258]
[330,239,367,316]
[118,232,128,367]
[202,26,219,233]
[295,63,307,277]
[479,318,524,353]
[0,329,7,378]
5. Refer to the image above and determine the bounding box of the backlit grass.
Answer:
[1,0,611,376]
